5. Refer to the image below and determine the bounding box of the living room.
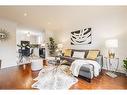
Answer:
[0,3,127,95]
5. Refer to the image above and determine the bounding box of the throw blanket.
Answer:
[70,60,101,77]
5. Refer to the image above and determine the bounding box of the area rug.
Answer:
[32,65,78,90]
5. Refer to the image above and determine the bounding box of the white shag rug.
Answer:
[32,65,78,90]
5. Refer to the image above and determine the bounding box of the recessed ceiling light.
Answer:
[48,22,51,25]
[26,32,30,37]
[24,12,28,16]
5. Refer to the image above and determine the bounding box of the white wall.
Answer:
[0,19,48,69]
[0,19,17,68]
[16,25,45,57]
[53,8,127,73]
[16,26,44,45]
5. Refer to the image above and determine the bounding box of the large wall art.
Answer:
[71,28,92,45]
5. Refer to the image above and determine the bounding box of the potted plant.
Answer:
[123,58,127,76]
[47,37,57,56]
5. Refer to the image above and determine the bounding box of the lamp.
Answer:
[58,44,63,49]
[57,43,63,56]
[41,43,45,47]
[105,39,118,58]
[26,32,31,37]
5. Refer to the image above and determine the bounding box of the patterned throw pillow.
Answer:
[72,51,85,59]
[64,49,72,57]
[86,50,99,60]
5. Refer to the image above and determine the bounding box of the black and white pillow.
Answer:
[72,51,85,59]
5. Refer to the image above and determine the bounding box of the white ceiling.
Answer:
[0,6,127,32]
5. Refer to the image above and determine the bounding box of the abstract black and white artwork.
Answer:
[71,28,92,45]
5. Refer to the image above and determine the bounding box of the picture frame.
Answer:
[71,28,92,45]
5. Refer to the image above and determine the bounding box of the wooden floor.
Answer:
[0,64,126,90]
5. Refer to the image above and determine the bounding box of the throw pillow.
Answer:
[64,49,72,57]
[86,50,99,60]
[72,51,85,59]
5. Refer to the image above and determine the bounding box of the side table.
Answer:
[104,57,119,78]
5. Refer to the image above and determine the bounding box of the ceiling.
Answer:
[0,6,127,32]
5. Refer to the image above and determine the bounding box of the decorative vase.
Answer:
[108,52,115,59]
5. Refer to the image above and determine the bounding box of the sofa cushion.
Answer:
[60,56,75,63]
[72,50,89,58]
[86,50,99,60]
[72,51,85,59]
[64,49,72,57]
